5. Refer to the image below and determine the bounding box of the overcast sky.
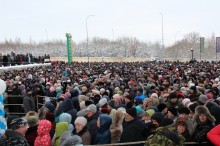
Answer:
[0,0,219,45]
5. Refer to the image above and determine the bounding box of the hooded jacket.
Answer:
[93,114,112,144]
[207,124,220,146]
[52,122,68,146]
[61,99,77,125]
[34,120,51,146]
[85,112,99,137]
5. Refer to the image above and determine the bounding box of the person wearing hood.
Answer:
[59,113,74,133]
[93,114,112,144]
[74,117,91,145]
[34,120,51,146]
[61,99,77,125]
[120,107,146,146]
[56,86,63,98]
[192,105,215,144]
[52,122,68,146]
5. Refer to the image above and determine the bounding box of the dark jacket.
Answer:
[193,120,214,143]
[25,125,38,146]
[93,114,112,144]
[120,119,146,146]
[61,99,77,125]
[85,112,100,137]
[76,126,91,145]
[0,129,30,146]
[23,94,36,113]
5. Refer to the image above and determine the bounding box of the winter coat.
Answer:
[34,120,52,146]
[61,99,77,125]
[165,100,183,109]
[210,106,220,125]
[93,114,112,144]
[76,126,91,145]
[110,109,124,143]
[120,119,146,146]
[56,89,63,98]
[145,126,185,146]
[207,124,220,146]
[25,125,38,146]
[0,129,30,146]
[85,112,99,137]
[23,94,36,114]
[59,113,74,133]
[135,93,145,102]
[193,120,214,143]
[52,122,68,146]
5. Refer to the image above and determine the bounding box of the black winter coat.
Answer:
[120,119,146,146]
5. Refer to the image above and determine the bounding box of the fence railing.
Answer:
[4,95,55,116]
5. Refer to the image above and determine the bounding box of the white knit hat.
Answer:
[182,98,190,107]
[99,98,107,107]
[74,117,87,126]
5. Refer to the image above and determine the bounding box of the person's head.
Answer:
[81,86,88,93]
[74,117,87,133]
[178,107,190,121]
[168,92,178,103]
[125,107,137,122]
[143,98,153,107]
[9,118,29,136]
[136,88,143,95]
[124,95,133,103]
[151,112,164,127]
[193,105,215,123]
[190,86,197,94]
[167,107,178,119]
[86,104,97,118]
[176,118,187,134]
[142,109,155,121]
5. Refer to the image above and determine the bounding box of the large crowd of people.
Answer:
[0,59,220,146]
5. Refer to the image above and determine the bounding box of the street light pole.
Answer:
[191,48,194,61]
[159,13,164,61]
[86,15,95,68]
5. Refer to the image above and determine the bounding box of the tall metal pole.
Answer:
[86,15,95,68]
[159,13,164,61]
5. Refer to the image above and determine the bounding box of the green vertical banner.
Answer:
[200,37,205,53]
[66,33,73,64]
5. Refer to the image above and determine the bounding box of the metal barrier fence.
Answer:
[4,95,54,116]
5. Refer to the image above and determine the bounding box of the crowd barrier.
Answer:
[4,95,55,116]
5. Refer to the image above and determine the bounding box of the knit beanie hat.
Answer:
[151,112,164,125]
[182,98,190,107]
[178,107,190,115]
[45,101,55,113]
[198,94,208,103]
[10,118,28,130]
[126,107,137,119]
[99,98,107,108]
[26,116,38,127]
[157,103,167,112]
[188,102,198,113]
[146,109,155,117]
[74,117,87,127]
[86,104,97,113]
[168,107,178,117]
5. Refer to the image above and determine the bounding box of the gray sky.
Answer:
[0,0,219,45]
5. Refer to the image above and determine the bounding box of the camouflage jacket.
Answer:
[145,126,185,146]
[0,129,30,146]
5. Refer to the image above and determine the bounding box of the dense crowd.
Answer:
[0,52,50,66]
[0,60,220,146]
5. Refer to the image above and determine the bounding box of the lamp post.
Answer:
[159,13,164,61]
[191,48,194,61]
[86,15,95,68]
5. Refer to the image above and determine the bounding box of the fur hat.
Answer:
[60,131,82,146]
[193,106,215,122]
